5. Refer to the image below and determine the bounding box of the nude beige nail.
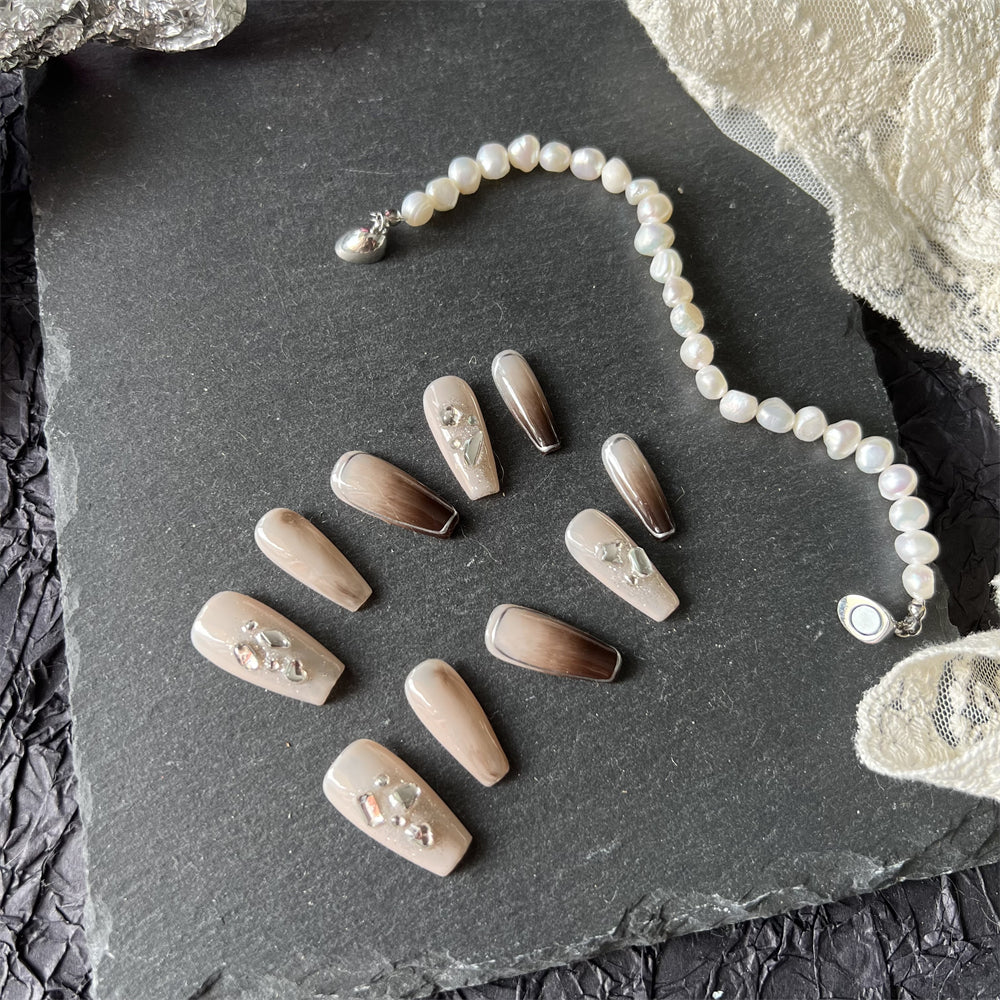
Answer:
[565,508,679,622]
[491,349,560,453]
[330,450,459,538]
[423,375,499,500]
[601,433,675,539]
[405,659,509,786]
[254,508,372,611]
[484,604,621,681]
[191,591,344,705]
[323,738,472,876]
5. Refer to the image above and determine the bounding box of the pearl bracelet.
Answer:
[335,134,937,645]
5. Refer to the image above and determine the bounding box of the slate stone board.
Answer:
[26,3,995,998]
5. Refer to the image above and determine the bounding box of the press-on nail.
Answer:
[254,508,372,611]
[491,350,560,453]
[191,591,344,705]
[323,739,472,876]
[565,509,679,622]
[405,659,509,786]
[423,376,499,500]
[484,604,620,681]
[331,451,458,538]
[601,433,675,539]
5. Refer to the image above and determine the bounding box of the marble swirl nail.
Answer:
[254,507,372,611]
[491,349,560,453]
[484,604,621,681]
[323,738,472,876]
[191,591,345,705]
[564,509,679,622]
[601,433,675,539]
[422,375,500,500]
[405,659,509,786]
[330,450,458,538]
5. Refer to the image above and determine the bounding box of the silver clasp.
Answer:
[335,209,402,264]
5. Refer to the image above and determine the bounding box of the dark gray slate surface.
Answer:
[25,3,994,998]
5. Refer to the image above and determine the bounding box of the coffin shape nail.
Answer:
[254,508,372,611]
[491,350,560,453]
[601,433,675,539]
[423,376,500,500]
[191,591,344,705]
[484,604,620,681]
[405,659,509,786]
[565,509,679,622]
[330,451,458,538]
[323,739,472,876]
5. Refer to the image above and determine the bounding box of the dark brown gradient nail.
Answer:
[601,433,675,539]
[330,451,458,538]
[491,350,560,453]
[484,604,620,681]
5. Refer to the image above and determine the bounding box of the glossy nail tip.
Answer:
[323,739,472,876]
[191,591,344,705]
[405,659,509,786]
[601,433,675,539]
[254,508,372,611]
[423,376,499,500]
[565,509,679,622]
[491,350,560,453]
[484,604,621,682]
[331,450,459,538]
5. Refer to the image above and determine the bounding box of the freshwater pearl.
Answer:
[855,436,894,474]
[570,147,605,180]
[878,464,918,500]
[477,143,510,180]
[539,141,571,172]
[637,193,673,224]
[634,223,675,256]
[793,406,827,442]
[650,248,683,282]
[755,397,795,434]
[902,564,935,600]
[448,156,481,195]
[601,157,631,193]
[889,496,930,531]
[894,529,939,565]
[626,178,658,205]
[670,302,704,336]
[507,134,540,172]
[719,390,759,423]
[661,276,693,307]
[680,334,714,370]
[695,365,727,399]
[400,191,434,227]
[823,419,862,460]
[425,177,459,211]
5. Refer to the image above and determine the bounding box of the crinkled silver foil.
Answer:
[1,0,246,72]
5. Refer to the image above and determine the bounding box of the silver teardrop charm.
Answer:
[837,594,895,644]
[335,226,387,264]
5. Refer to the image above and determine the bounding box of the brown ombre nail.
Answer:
[491,349,560,453]
[330,451,458,538]
[484,604,620,682]
[601,433,675,539]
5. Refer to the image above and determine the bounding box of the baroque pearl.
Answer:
[539,141,571,172]
[793,406,827,442]
[902,564,935,600]
[695,365,727,399]
[894,529,939,565]
[601,157,631,193]
[637,193,673,224]
[756,397,795,433]
[661,276,693,307]
[889,496,930,531]
[634,223,674,256]
[570,147,605,180]
[650,248,683,282]
[879,464,918,500]
[448,156,481,195]
[855,436,894,474]
[719,390,759,423]
[670,302,704,336]
[507,134,540,172]
[401,191,434,227]
[625,178,658,205]
[425,177,459,211]
[823,419,862,460]
[680,334,714,370]
[477,143,510,180]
